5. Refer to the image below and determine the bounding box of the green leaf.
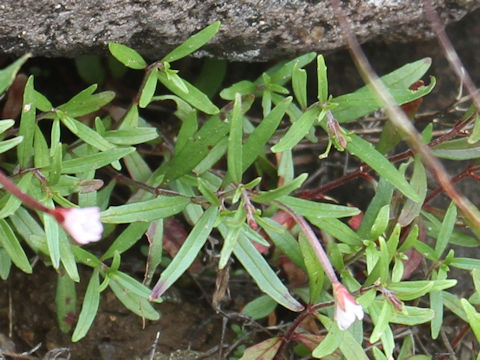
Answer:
[317,55,328,104]
[34,125,49,168]
[434,201,457,258]
[299,233,324,304]
[174,111,198,155]
[461,299,480,343]
[58,85,115,118]
[219,210,246,269]
[0,172,32,219]
[370,301,393,343]
[388,280,457,301]
[228,93,243,183]
[233,233,304,312]
[150,206,218,299]
[163,114,229,182]
[312,318,343,358]
[0,249,11,280]
[259,217,305,271]
[60,115,115,152]
[347,134,420,202]
[109,270,152,299]
[449,257,480,270]
[309,217,362,246]
[144,220,164,286]
[242,97,292,171]
[278,196,360,219]
[430,271,445,339]
[252,174,307,203]
[102,222,150,259]
[162,21,221,63]
[239,337,282,360]
[271,107,321,153]
[0,119,15,134]
[157,70,219,114]
[0,136,23,155]
[0,219,32,273]
[0,54,30,95]
[432,137,480,160]
[292,61,307,109]
[267,52,317,86]
[358,177,393,239]
[332,58,433,123]
[55,271,77,333]
[44,211,60,269]
[17,75,36,167]
[242,295,278,320]
[109,277,159,320]
[60,146,135,174]
[220,80,256,100]
[72,269,100,342]
[139,68,158,108]
[370,204,390,240]
[101,196,190,223]
[59,232,79,282]
[108,43,147,69]
[398,157,427,226]
[104,128,158,145]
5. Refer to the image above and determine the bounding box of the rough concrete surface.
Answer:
[0,0,479,61]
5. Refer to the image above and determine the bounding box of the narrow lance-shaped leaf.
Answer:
[150,206,218,299]
[347,134,420,202]
[434,201,457,258]
[227,93,243,184]
[252,173,308,203]
[0,219,32,274]
[72,269,100,342]
[242,97,292,171]
[163,114,229,182]
[59,232,79,282]
[162,21,221,63]
[0,172,33,219]
[108,43,147,70]
[398,157,427,226]
[278,195,360,219]
[157,70,219,115]
[58,84,115,118]
[55,271,77,333]
[109,277,159,320]
[271,107,321,153]
[0,53,30,95]
[139,68,158,108]
[292,61,307,109]
[299,233,324,304]
[312,316,343,358]
[233,232,304,312]
[60,146,135,174]
[17,75,36,167]
[101,196,190,224]
[317,55,328,104]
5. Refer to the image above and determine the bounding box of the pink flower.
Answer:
[333,282,364,330]
[53,207,103,245]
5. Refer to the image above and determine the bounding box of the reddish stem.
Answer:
[0,170,53,215]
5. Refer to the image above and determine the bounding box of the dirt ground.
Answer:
[0,7,479,360]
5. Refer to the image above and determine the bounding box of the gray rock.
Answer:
[0,0,479,61]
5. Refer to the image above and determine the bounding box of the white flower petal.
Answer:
[59,207,103,244]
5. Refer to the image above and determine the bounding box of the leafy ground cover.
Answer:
[0,5,480,360]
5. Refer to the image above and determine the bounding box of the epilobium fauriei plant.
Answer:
[1,12,479,359]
